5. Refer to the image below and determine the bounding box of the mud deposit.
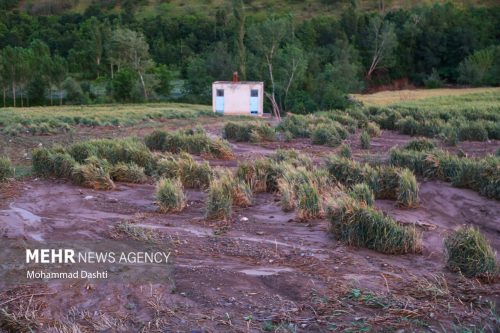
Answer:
[1,131,499,332]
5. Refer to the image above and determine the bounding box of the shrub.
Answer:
[110,163,147,183]
[404,138,435,151]
[366,122,381,137]
[444,226,498,279]
[71,157,115,190]
[339,144,352,158]
[0,157,15,182]
[156,178,186,213]
[327,197,421,254]
[349,183,374,206]
[397,169,419,208]
[206,179,232,220]
[360,130,370,149]
[297,182,322,220]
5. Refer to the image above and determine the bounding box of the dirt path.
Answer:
[1,174,499,331]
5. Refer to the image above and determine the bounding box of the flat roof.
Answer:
[213,81,263,84]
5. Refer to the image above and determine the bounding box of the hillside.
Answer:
[12,0,499,18]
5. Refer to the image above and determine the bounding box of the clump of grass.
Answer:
[297,182,323,220]
[349,183,374,206]
[156,153,213,189]
[444,226,498,279]
[272,149,312,168]
[339,143,352,158]
[206,179,233,220]
[223,122,254,141]
[327,196,422,254]
[145,129,234,160]
[311,124,342,147]
[237,158,282,193]
[250,123,276,142]
[0,157,15,182]
[32,148,77,178]
[156,178,186,213]
[397,169,419,208]
[278,178,296,212]
[71,157,115,190]
[110,162,147,183]
[404,138,435,151]
[367,122,381,137]
[217,169,253,207]
[360,130,370,149]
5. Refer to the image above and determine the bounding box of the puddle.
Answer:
[239,267,294,276]
[1,203,42,225]
[0,203,44,240]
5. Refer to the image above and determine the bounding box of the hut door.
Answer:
[216,89,224,114]
[250,89,259,115]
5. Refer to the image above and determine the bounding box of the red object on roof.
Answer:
[233,71,238,83]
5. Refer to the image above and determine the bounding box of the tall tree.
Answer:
[232,0,246,80]
[249,17,292,119]
[108,28,154,100]
[366,15,398,79]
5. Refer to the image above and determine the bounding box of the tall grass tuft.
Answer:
[444,226,498,279]
[156,178,186,213]
[71,157,115,190]
[0,157,15,182]
[206,179,233,220]
[404,138,435,151]
[397,169,419,208]
[339,143,352,158]
[278,178,296,212]
[367,122,381,137]
[349,183,374,206]
[110,163,147,183]
[297,182,323,220]
[327,196,422,254]
[217,169,253,207]
[360,130,370,149]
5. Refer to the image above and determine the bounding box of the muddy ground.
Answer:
[1,122,499,332]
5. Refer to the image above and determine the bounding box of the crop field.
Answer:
[0,91,499,332]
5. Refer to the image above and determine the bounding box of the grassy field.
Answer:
[352,87,500,107]
[0,103,212,136]
[18,0,498,18]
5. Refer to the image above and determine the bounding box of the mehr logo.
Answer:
[26,249,76,263]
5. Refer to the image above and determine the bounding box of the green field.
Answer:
[0,103,213,136]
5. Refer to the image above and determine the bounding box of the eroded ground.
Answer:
[1,125,499,332]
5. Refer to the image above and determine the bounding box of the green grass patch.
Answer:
[156,178,186,213]
[444,226,498,279]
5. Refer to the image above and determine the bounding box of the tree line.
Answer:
[0,1,499,113]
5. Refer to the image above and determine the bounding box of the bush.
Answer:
[444,226,498,279]
[339,143,352,158]
[250,124,276,142]
[71,157,115,190]
[206,179,232,220]
[223,122,254,141]
[110,163,147,183]
[360,130,370,149]
[397,169,419,208]
[327,197,421,254]
[156,178,186,213]
[0,157,15,182]
[404,138,435,151]
[349,183,374,206]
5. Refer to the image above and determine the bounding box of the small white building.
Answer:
[212,74,264,116]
